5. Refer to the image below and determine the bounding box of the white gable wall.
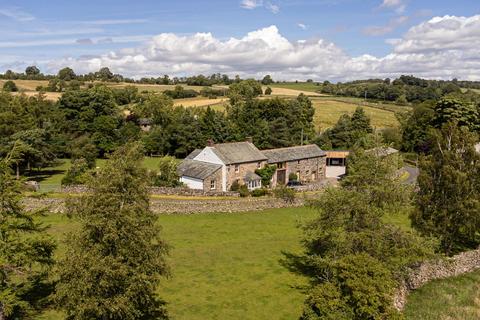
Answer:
[193,147,227,191]
[180,176,204,190]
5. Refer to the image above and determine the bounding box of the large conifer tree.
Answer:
[0,147,55,319]
[55,143,169,319]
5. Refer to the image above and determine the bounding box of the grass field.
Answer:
[404,269,480,320]
[270,82,322,93]
[173,96,229,108]
[30,202,479,320]
[311,98,400,130]
[28,157,163,192]
[38,207,318,319]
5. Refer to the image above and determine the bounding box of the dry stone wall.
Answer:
[23,196,305,215]
[394,247,480,311]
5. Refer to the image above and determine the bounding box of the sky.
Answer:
[0,0,479,81]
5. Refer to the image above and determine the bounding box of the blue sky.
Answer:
[0,0,479,80]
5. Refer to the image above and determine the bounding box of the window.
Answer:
[277,162,285,169]
[235,164,240,173]
[210,179,216,190]
[257,162,262,169]
[312,171,317,180]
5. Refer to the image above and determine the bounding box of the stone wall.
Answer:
[202,168,223,192]
[23,196,305,214]
[60,185,239,197]
[225,161,266,190]
[394,247,480,311]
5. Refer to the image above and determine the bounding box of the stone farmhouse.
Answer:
[178,140,326,192]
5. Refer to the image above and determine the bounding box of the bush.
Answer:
[238,185,250,197]
[273,185,295,203]
[255,165,276,187]
[264,87,272,95]
[301,254,401,320]
[288,172,298,181]
[250,188,268,197]
[3,80,18,92]
[230,180,240,191]
[153,156,181,187]
[62,158,90,185]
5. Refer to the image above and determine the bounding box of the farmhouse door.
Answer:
[277,169,286,185]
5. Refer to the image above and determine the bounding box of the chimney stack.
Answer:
[246,136,253,143]
[207,139,214,147]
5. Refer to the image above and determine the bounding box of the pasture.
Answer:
[404,269,480,320]
[34,205,478,320]
[28,157,163,192]
[270,82,322,93]
[311,98,401,130]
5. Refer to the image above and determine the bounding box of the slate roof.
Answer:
[177,160,222,180]
[185,149,202,160]
[262,144,326,164]
[244,171,261,182]
[211,142,267,165]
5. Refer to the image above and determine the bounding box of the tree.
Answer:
[261,75,273,85]
[57,67,76,81]
[228,79,262,104]
[433,98,479,132]
[95,67,114,81]
[153,156,181,187]
[0,147,55,319]
[2,81,18,92]
[264,87,272,95]
[61,158,90,186]
[55,143,169,319]
[411,122,480,255]
[25,66,40,77]
[289,150,434,318]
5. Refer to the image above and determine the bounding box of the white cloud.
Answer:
[27,15,480,81]
[297,23,307,30]
[363,15,409,36]
[379,0,406,14]
[240,0,262,10]
[82,19,148,25]
[240,0,279,14]
[0,7,35,22]
[265,2,280,14]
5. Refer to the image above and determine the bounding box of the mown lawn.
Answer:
[404,269,480,320]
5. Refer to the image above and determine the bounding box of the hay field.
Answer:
[173,97,229,108]
[312,99,399,130]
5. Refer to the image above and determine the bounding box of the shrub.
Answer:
[273,185,295,203]
[264,87,272,95]
[62,158,90,185]
[255,165,276,187]
[230,180,240,191]
[250,188,268,197]
[288,172,298,181]
[301,254,401,320]
[2,80,18,92]
[238,185,250,197]
[153,156,181,187]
